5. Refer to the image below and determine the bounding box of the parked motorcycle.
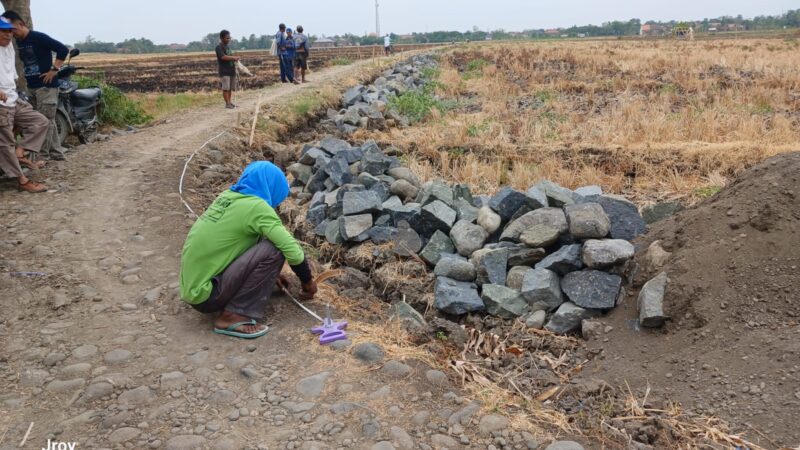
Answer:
[55,49,102,144]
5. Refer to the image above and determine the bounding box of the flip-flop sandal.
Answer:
[17,156,45,170]
[213,319,269,339]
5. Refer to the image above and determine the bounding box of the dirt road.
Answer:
[0,60,545,450]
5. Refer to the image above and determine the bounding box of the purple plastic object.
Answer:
[311,318,349,345]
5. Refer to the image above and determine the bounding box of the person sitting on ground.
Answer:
[1,10,69,160]
[0,18,48,193]
[293,25,310,83]
[180,161,317,339]
[280,28,298,85]
[215,29,240,109]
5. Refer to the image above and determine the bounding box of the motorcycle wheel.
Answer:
[55,111,69,145]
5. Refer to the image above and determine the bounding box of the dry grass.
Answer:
[371,38,800,204]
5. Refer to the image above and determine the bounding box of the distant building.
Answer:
[168,43,188,51]
[485,33,493,41]
[725,23,746,31]
[640,23,668,36]
[544,29,560,36]
[314,38,335,48]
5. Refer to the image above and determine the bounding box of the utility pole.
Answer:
[375,0,381,36]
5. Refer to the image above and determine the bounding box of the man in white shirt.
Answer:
[0,17,48,193]
[383,34,392,55]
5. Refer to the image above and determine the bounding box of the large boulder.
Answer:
[387,167,420,187]
[524,186,549,209]
[638,272,668,328]
[298,147,327,165]
[535,244,584,276]
[415,180,454,207]
[477,206,502,234]
[306,204,327,227]
[534,180,578,207]
[481,285,529,319]
[390,179,419,202]
[581,239,635,268]
[564,203,610,239]
[453,198,479,223]
[560,270,621,310]
[384,201,421,226]
[434,277,484,315]
[545,302,596,334]
[519,224,561,248]
[342,191,384,216]
[434,254,477,282]
[506,244,547,267]
[417,200,457,236]
[360,144,392,175]
[319,136,353,155]
[449,220,489,257]
[419,230,455,266]
[521,268,565,311]
[475,248,509,286]
[505,266,530,290]
[340,215,373,242]
[324,153,354,186]
[287,163,313,185]
[488,187,529,222]
[342,86,364,107]
[500,208,568,242]
[392,226,423,257]
[580,195,646,241]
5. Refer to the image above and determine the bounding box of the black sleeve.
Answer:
[40,32,69,60]
[215,45,224,61]
[290,257,313,284]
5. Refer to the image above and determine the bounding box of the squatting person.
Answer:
[215,29,239,109]
[2,10,69,160]
[0,17,49,193]
[180,161,318,339]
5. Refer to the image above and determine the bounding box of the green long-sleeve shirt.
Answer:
[179,190,305,304]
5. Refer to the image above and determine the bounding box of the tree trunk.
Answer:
[0,0,31,25]
[0,0,31,90]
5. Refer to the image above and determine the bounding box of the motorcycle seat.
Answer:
[72,87,101,102]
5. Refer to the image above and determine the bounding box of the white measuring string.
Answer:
[178,130,230,218]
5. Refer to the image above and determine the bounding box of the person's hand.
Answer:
[234,56,241,61]
[40,69,58,84]
[0,92,7,102]
[276,274,290,292]
[299,280,317,300]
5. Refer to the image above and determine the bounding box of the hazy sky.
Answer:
[26,0,797,45]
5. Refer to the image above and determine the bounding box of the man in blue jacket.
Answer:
[1,10,69,160]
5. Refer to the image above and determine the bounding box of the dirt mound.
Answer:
[589,152,800,447]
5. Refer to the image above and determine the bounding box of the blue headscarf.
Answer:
[230,161,290,208]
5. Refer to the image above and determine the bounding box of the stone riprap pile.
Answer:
[322,55,438,134]
[290,135,664,336]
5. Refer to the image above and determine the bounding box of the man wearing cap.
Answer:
[1,10,69,160]
[0,17,49,193]
[279,28,298,84]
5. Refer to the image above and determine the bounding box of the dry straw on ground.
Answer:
[372,38,800,204]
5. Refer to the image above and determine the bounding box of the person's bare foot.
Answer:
[214,310,264,334]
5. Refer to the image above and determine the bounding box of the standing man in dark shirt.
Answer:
[274,24,288,83]
[215,30,239,109]
[1,10,68,160]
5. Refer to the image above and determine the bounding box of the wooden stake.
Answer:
[248,93,264,148]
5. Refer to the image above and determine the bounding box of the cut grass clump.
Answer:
[330,57,354,66]
[128,92,217,121]
[74,72,151,126]
[389,90,445,123]
[462,58,491,80]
